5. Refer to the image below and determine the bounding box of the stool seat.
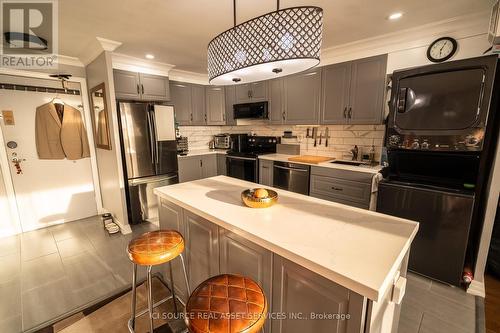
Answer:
[185,274,267,333]
[127,230,184,266]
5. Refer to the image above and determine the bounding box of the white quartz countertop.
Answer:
[258,153,382,174]
[154,176,418,301]
[177,149,227,158]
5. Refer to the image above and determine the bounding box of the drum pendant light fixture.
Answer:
[208,0,323,85]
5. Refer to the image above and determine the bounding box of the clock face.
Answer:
[427,37,457,63]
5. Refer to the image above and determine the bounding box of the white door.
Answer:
[0,85,97,232]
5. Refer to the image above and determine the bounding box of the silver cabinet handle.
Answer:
[190,113,193,121]
[331,186,343,191]
[348,107,352,118]
[227,155,256,161]
[273,165,308,172]
[282,111,285,121]
[262,166,269,169]
[141,84,145,95]
[137,84,140,94]
[343,107,347,118]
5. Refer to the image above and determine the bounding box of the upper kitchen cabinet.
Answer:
[224,86,237,125]
[205,86,226,125]
[321,54,387,125]
[283,68,321,125]
[170,81,193,125]
[113,69,170,101]
[235,81,268,103]
[191,84,206,125]
[269,78,284,124]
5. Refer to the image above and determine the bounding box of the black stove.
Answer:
[226,135,279,182]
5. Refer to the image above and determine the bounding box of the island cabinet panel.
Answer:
[259,159,273,186]
[219,229,273,332]
[184,211,220,289]
[217,154,227,175]
[158,199,189,300]
[271,256,366,333]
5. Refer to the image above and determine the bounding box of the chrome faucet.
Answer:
[350,145,359,161]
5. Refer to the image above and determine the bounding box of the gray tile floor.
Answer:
[0,216,157,333]
[0,216,482,333]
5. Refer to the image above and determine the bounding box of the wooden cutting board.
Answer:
[288,155,334,164]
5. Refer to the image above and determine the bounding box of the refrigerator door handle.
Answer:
[146,109,155,166]
[149,107,159,165]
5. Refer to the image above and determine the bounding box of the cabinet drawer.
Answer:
[310,174,371,208]
[311,166,374,183]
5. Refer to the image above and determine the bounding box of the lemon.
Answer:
[253,188,269,199]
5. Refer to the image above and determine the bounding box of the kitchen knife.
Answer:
[319,132,322,145]
[313,128,317,147]
[325,127,329,147]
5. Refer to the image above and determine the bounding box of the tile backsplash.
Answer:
[178,124,386,161]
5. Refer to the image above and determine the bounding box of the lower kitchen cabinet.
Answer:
[217,154,227,175]
[178,154,217,182]
[259,159,273,186]
[219,229,273,332]
[184,211,220,289]
[309,166,373,209]
[271,256,365,333]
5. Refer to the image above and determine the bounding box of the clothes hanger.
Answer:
[49,74,71,106]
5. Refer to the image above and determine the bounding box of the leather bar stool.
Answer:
[127,230,191,333]
[184,274,267,333]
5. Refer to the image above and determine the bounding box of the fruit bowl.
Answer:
[241,188,278,208]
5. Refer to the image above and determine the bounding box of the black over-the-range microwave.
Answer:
[233,101,268,120]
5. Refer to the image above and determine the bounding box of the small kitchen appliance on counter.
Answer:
[176,136,188,155]
[214,133,231,149]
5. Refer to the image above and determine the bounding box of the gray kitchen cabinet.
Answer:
[206,86,226,125]
[321,62,352,124]
[217,154,227,175]
[178,155,217,182]
[283,69,321,124]
[191,84,207,125]
[139,73,170,101]
[184,211,220,289]
[259,159,273,186]
[219,229,273,333]
[113,69,169,101]
[348,54,387,124]
[224,86,237,125]
[271,255,365,333]
[269,78,284,124]
[235,81,268,103]
[170,81,193,125]
[321,54,387,125]
[309,166,374,209]
[158,199,189,300]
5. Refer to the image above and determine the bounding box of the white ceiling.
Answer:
[59,0,493,73]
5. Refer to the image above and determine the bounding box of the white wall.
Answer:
[86,52,130,233]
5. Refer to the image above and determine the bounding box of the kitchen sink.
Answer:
[331,160,364,166]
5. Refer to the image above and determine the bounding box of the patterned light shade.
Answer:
[208,6,323,85]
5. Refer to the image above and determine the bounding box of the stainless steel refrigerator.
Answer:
[118,102,178,224]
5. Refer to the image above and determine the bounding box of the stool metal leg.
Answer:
[147,265,154,333]
[128,263,138,332]
[168,261,178,314]
[179,253,190,295]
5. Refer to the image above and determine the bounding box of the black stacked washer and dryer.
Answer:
[377,55,500,287]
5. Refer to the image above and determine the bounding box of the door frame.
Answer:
[0,67,104,235]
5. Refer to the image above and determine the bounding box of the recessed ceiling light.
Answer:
[145,54,155,59]
[388,12,403,20]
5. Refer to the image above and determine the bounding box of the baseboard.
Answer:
[467,279,485,298]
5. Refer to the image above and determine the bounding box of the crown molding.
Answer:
[169,68,209,84]
[320,11,490,66]
[111,53,176,76]
[79,37,123,66]
[55,54,84,67]
[96,37,122,52]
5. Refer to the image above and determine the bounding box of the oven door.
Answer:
[226,156,258,182]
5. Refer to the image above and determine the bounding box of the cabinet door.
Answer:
[224,86,237,125]
[348,54,387,124]
[219,229,273,333]
[284,69,321,124]
[178,156,202,182]
[201,154,217,178]
[259,159,273,186]
[269,78,284,124]
[158,199,189,300]
[139,73,170,101]
[217,154,227,176]
[184,211,220,289]
[206,86,226,125]
[249,81,268,101]
[272,256,365,333]
[235,84,251,103]
[170,81,192,125]
[191,84,206,125]
[321,63,351,124]
[113,70,141,100]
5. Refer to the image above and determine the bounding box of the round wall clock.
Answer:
[427,37,458,63]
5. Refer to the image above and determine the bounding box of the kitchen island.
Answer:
[154,176,418,333]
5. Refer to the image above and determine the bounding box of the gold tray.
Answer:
[241,188,278,208]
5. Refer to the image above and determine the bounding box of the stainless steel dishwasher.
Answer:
[273,161,310,195]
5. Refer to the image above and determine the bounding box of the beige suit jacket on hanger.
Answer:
[35,102,91,160]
